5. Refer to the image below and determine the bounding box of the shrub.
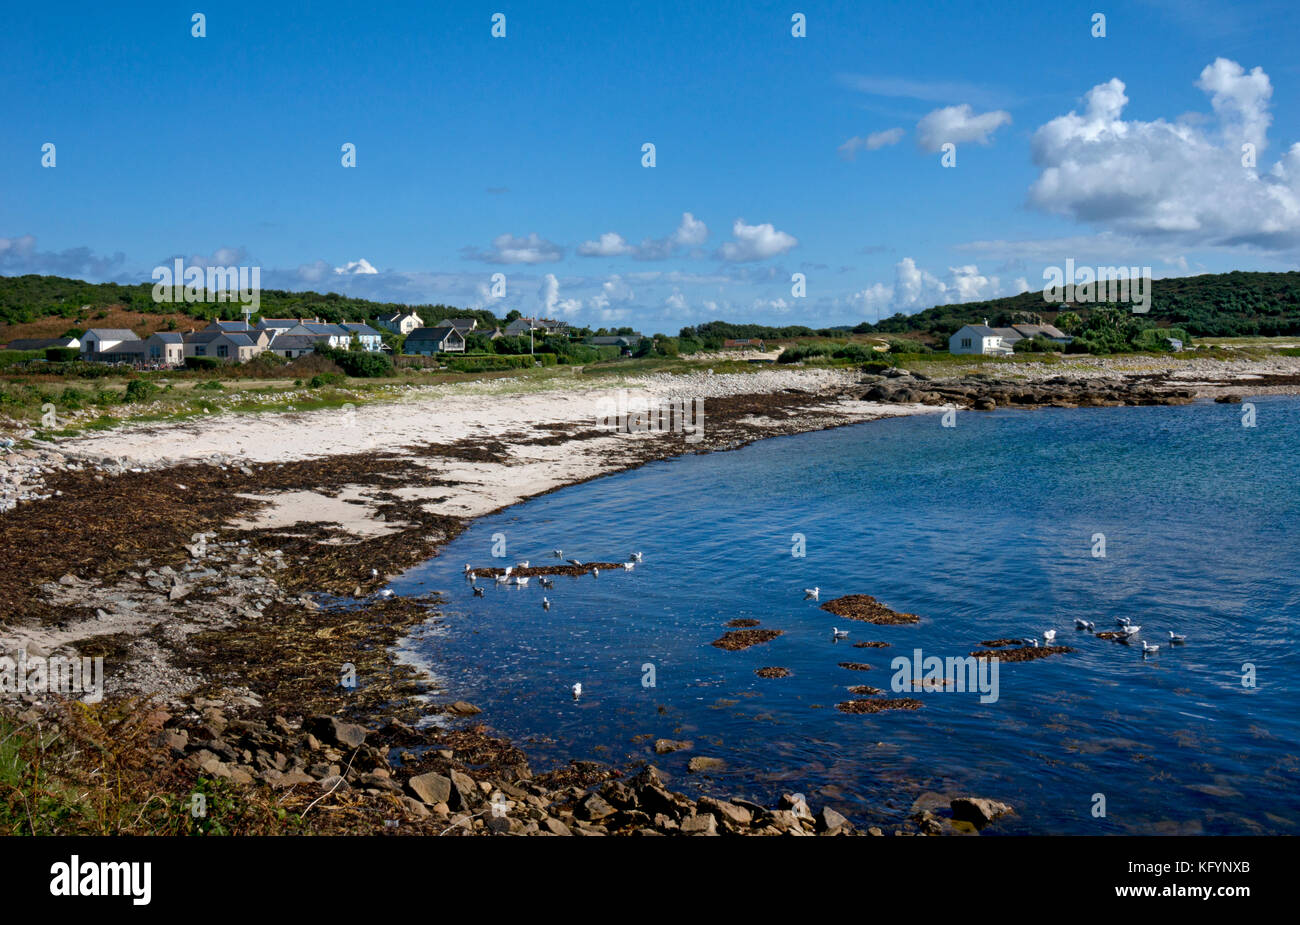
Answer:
[315,346,393,378]
[308,372,345,388]
[45,347,79,362]
[124,380,160,403]
[185,356,221,370]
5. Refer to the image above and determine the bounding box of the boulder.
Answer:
[950,796,1013,828]
[305,715,368,749]
[407,771,452,805]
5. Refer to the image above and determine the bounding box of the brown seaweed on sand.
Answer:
[820,594,919,625]
[755,666,792,678]
[711,629,783,651]
[835,698,923,714]
[971,645,1074,662]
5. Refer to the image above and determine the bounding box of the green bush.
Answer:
[316,346,393,378]
[0,349,46,367]
[185,356,221,370]
[308,372,345,388]
[195,380,224,391]
[124,380,160,403]
[45,347,79,362]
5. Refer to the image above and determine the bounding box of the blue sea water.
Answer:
[393,397,1300,834]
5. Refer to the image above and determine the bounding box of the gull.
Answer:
[504,566,513,577]
[464,564,472,574]
[622,562,635,570]
[804,587,820,601]
[1022,637,1040,648]
[1043,630,1057,643]
[631,552,643,562]
[572,683,582,699]
[567,559,583,567]
[517,560,530,569]
[1168,631,1186,644]
[553,549,563,558]
[542,597,551,611]
[592,568,600,578]
[466,571,476,582]
[539,577,554,589]
[1142,641,1159,655]
[1116,616,1132,627]
[832,627,849,639]
[514,576,530,587]
[472,586,484,597]
[379,589,394,598]
[370,568,379,578]
[1075,619,1095,631]
[494,573,511,584]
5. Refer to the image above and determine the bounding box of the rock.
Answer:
[698,796,752,828]
[305,715,368,749]
[542,817,573,836]
[687,756,725,773]
[816,806,850,834]
[401,797,431,818]
[780,792,814,822]
[448,769,479,810]
[653,738,692,754]
[680,813,718,835]
[950,797,1013,828]
[577,792,616,822]
[1215,393,1244,403]
[407,771,452,805]
[446,701,482,716]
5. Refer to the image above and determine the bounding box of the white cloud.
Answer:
[670,212,708,247]
[1028,59,1300,250]
[717,218,798,262]
[334,258,378,275]
[577,232,636,257]
[916,104,1012,152]
[588,274,635,311]
[463,232,564,264]
[849,257,1012,317]
[838,128,905,159]
[578,212,709,260]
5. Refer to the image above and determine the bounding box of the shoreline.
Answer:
[2,356,1296,835]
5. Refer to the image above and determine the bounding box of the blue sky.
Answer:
[3,0,1299,331]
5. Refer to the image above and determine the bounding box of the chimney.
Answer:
[983,318,989,326]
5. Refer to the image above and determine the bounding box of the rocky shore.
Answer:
[2,357,1295,835]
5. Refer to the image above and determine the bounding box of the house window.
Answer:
[961,337,972,348]
[150,346,161,358]
[217,345,228,358]
[196,346,205,356]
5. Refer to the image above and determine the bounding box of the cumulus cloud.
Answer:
[577,232,636,257]
[916,104,1012,151]
[463,232,564,264]
[838,128,905,159]
[334,258,378,275]
[716,219,798,262]
[581,213,710,260]
[588,274,635,311]
[848,257,1012,318]
[1028,59,1300,249]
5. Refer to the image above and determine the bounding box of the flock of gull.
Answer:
[462,548,644,699]
[1020,616,1186,656]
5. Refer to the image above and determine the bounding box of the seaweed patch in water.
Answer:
[711,629,783,651]
[835,698,923,714]
[821,594,920,625]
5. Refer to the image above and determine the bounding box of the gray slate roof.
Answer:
[86,328,141,340]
